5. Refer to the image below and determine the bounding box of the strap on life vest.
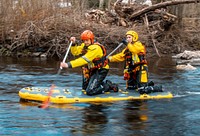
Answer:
[124,49,147,71]
[92,42,108,69]
[124,48,133,70]
[81,45,88,55]
[137,52,147,65]
[124,49,132,69]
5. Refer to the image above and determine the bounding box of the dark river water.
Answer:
[0,56,200,136]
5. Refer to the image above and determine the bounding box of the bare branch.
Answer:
[130,0,200,19]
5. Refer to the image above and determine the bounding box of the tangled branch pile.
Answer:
[84,0,200,57]
[1,9,78,58]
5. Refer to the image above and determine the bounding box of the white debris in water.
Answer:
[176,63,197,71]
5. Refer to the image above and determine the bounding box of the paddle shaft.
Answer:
[62,41,73,65]
[106,43,124,58]
[57,41,73,74]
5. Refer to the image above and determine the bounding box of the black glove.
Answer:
[71,41,77,46]
[71,40,79,46]
[121,39,128,45]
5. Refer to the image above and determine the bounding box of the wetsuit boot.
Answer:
[138,85,163,94]
[106,80,119,92]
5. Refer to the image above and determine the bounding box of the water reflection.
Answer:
[124,101,148,131]
[19,99,85,110]
[1,56,200,135]
[19,99,40,107]
[81,104,108,135]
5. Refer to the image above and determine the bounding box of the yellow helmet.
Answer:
[126,30,138,42]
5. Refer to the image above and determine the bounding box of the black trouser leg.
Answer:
[127,72,138,90]
[127,66,148,90]
[86,68,109,96]
[82,76,89,90]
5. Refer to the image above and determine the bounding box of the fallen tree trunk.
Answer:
[130,0,200,20]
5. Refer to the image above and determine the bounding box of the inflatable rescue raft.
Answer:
[19,86,173,104]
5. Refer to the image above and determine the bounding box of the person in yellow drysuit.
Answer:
[108,30,162,94]
[60,30,118,95]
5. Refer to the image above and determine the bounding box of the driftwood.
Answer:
[84,6,173,57]
[111,1,182,57]
[154,9,177,19]
[130,0,200,19]
[86,2,177,27]
[85,9,119,25]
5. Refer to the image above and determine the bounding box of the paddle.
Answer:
[39,41,73,109]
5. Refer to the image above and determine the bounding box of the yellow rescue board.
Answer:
[19,87,173,104]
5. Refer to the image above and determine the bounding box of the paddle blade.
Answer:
[39,84,55,109]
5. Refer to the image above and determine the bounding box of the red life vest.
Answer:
[81,42,108,70]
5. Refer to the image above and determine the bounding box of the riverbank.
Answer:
[0,3,199,59]
[1,24,199,59]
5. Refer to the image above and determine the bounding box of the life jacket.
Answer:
[123,47,147,80]
[92,42,108,69]
[81,42,108,70]
[82,43,108,80]
[124,48,147,72]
